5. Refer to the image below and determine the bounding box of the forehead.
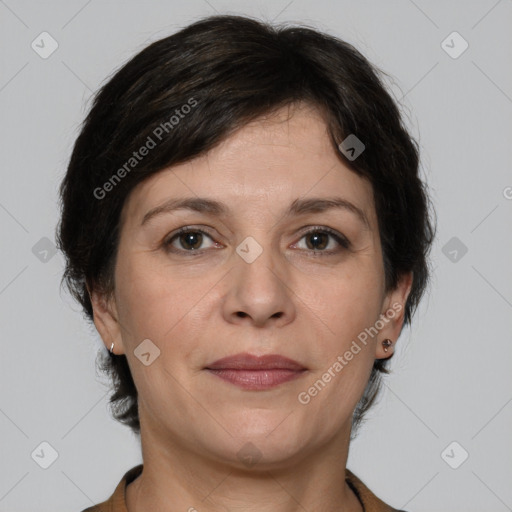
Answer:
[218,102,330,153]
[121,103,376,228]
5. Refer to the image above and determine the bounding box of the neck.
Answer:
[126,416,363,512]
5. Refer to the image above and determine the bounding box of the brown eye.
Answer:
[178,231,203,250]
[305,232,329,250]
[164,228,218,254]
[294,227,350,254]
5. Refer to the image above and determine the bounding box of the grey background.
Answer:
[1,1,511,511]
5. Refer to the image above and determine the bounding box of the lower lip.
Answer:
[206,369,306,390]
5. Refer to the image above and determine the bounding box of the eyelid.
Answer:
[163,225,350,255]
[163,226,218,249]
[294,225,351,251]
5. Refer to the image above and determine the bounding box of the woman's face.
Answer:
[93,102,411,468]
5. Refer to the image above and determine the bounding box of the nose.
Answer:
[222,241,296,328]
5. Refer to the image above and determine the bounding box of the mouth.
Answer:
[204,353,307,390]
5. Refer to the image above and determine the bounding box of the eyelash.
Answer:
[163,226,350,256]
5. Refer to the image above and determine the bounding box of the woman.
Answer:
[57,14,435,512]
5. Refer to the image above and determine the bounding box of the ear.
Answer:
[374,271,413,360]
[87,282,126,355]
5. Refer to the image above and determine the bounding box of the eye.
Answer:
[163,226,350,256]
[293,227,350,254]
[163,227,220,254]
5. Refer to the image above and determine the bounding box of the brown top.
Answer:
[81,464,407,512]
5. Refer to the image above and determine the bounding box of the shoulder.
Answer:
[345,468,409,512]
[78,464,143,512]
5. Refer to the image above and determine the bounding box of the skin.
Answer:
[91,101,412,512]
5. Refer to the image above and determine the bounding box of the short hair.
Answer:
[56,14,436,438]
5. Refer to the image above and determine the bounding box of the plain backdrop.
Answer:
[1,1,511,511]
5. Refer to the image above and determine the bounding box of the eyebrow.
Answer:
[141,196,370,230]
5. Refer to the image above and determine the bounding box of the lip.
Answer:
[205,353,307,390]
[206,353,306,371]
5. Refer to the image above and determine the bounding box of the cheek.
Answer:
[115,262,171,338]
[301,262,384,344]
[114,253,217,352]
[295,338,374,440]
[296,262,383,411]
[297,276,379,417]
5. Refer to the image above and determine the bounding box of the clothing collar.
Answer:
[82,464,406,512]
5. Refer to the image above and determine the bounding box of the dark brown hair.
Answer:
[56,14,436,438]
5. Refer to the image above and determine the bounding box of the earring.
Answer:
[382,339,393,353]
[109,342,115,355]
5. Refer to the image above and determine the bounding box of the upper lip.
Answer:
[205,353,306,371]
